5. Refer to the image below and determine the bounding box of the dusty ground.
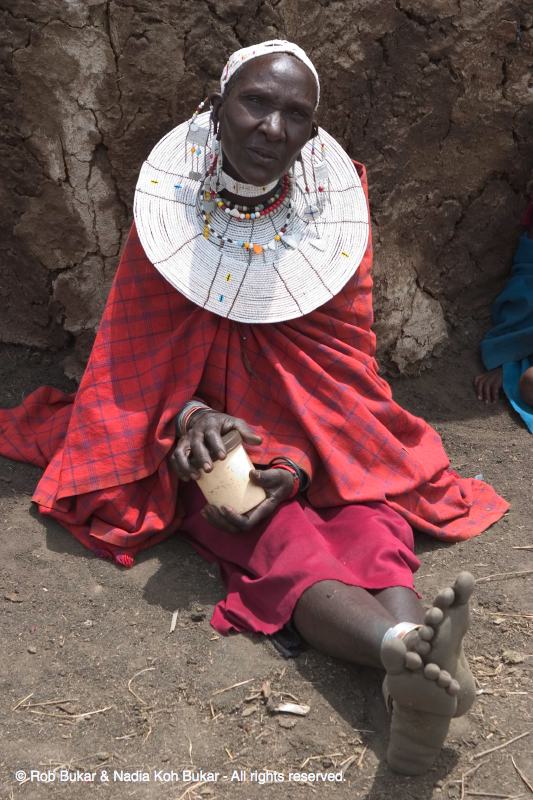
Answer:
[0,342,532,800]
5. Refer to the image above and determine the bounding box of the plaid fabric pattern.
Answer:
[0,163,508,561]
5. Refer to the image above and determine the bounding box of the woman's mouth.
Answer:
[247,146,279,164]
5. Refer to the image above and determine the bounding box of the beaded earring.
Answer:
[311,133,329,204]
[186,98,210,180]
[205,135,223,193]
[299,155,316,215]
[302,132,329,251]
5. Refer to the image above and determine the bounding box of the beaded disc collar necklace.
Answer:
[134,109,370,324]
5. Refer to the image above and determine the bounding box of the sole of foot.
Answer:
[381,637,459,776]
[416,572,476,717]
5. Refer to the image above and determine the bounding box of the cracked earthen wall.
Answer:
[2,0,533,375]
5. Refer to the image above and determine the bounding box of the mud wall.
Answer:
[2,0,533,375]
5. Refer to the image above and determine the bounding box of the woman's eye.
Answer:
[289,109,311,122]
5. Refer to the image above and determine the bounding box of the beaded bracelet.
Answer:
[268,457,310,494]
[270,463,300,499]
[176,400,211,436]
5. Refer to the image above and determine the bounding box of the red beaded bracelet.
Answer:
[271,463,300,499]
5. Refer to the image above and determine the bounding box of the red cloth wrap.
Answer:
[179,484,420,635]
[0,163,508,570]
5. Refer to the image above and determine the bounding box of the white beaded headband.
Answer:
[220,39,320,107]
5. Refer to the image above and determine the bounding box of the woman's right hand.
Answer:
[173,411,262,481]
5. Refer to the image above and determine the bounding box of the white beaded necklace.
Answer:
[218,169,279,198]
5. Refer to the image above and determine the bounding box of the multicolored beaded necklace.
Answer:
[213,174,290,220]
[200,188,294,255]
[194,140,301,255]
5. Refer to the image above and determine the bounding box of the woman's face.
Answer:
[212,53,318,187]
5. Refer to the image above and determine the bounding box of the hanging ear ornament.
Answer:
[299,144,318,218]
[187,97,210,180]
[305,131,328,251]
[207,134,223,193]
[300,152,318,217]
[311,131,329,214]
[202,114,213,178]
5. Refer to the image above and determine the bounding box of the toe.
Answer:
[415,640,431,657]
[454,572,475,604]
[418,624,435,641]
[381,638,408,675]
[434,587,455,610]
[437,670,452,689]
[405,651,423,671]
[448,678,460,696]
[424,607,444,627]
[423,663,440,681]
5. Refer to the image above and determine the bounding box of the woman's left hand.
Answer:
[201,468,295,533]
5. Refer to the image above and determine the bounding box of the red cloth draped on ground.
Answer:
[0,164,508,570]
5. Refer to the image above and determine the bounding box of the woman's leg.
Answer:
[293,578,474,776]
[293,580,424,668]
[375,586,425,625]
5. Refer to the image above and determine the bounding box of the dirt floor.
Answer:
[0,342,532,800]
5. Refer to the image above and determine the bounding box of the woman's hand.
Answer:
[201,467,295,533]
[473,367,503,403]
[173,410,262,481]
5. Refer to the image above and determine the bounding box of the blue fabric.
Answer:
[481,235,533,432]
[481,235,533,368]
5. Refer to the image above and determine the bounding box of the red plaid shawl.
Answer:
[0,165,508,561]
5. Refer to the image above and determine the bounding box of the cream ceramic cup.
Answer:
[195,430,267,514]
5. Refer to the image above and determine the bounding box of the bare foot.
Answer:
[473,368,502,403]
[382,638,459,775]
[416,572,476,717]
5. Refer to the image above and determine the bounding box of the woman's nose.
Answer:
[262,110,285,140]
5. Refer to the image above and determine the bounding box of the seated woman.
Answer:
[0,40,508,775]
[474,203,533,429]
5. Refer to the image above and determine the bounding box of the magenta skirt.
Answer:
[179,485,420,636]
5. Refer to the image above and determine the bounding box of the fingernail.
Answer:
[203,463,211,472]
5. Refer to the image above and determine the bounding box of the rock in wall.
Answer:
[2,0,532,375]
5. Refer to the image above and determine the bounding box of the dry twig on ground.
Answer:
[211,678,255,697]
[510,755,533,794]
[476,571,533,584]
[473,731,531,760]
[127,667,155,705]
